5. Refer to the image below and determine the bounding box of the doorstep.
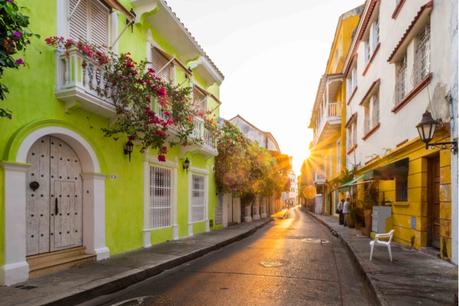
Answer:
[306,211,458,306]
[0,218,271,306]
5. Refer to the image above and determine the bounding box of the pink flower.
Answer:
[13,31,21,39]
[158,87,167,97]
[158,154,166,162]
[164,111,171,117]
[15,58,24,65]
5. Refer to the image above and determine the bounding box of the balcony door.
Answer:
[26,136,83,256]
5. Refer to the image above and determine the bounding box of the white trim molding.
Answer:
[1,126,109,285]
[188,166,210,235]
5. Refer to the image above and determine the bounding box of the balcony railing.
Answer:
[55,49,115,117]
[192,117,216,149]
[313,102,341,145]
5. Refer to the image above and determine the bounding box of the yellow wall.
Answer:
[357,132,452,259]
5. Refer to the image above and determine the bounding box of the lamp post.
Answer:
[416,111,458,154]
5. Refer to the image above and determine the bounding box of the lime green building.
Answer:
[0,0,224,285]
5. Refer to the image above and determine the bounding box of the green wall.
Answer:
[0,0,221,265]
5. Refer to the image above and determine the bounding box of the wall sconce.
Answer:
[124,140,134,162]
[416,110,457,154]
[183,157,190,171]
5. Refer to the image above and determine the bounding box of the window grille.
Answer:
[364,102,371,134]
[191,174,206,222]
[395,54,407,103]
[69,0,109,48]
[414,23,431,84]
[150,167,172,228]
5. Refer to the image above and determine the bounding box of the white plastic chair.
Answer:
[369,230,395,262]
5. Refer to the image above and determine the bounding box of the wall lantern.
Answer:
[124,140,134,161]
[416,110,457,154]
[183,157,190,171]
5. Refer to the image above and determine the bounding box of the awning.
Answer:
[338,175,372,190]
[368,158,409,180]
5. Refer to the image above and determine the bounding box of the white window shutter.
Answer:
[69,0,89,42]
[89,1,110,48]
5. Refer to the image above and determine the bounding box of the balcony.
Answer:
[313,172,326,185]
[55,49,116,118]
[312,102,341,146]
[181,117,218,157]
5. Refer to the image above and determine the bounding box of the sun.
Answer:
[304,148,311,159]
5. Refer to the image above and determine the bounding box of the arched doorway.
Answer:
[1,126,109,286]
[26,136,83,256]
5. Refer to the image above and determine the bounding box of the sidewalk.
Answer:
[0,219,271,306]
[307,211,458,306]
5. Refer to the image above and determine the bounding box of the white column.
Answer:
[244,203,252,222]
[1,162,30,286]
[261,197,268,218]
[253,197,261,220]
[82,173,109,260]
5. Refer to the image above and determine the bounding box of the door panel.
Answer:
[26,136,83,256]
[50,137,83,251]
[26,137,51,256]
[428,156,441,249]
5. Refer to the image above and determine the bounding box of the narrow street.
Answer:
[84,208,376,306]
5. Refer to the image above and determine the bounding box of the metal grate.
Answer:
[191,175,205,222]
[395,54,407,103]
[150,167,172,228]
[414,23,431,84]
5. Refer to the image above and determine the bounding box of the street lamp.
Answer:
[124,140,134,162]
[182,157,190,171]
[416,110,457,153]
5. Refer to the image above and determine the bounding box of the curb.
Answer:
[45,219,272,306]
[304,210,387,306]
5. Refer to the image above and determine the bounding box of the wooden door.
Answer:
[26,136,83,256]
[428,156,441,249]
[50,137,83,251]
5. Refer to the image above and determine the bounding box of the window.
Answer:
[68,0,110,47]
[346,66,357,100]
[193,86,207,114]
[150,167,172,228]
[363,94,379,134]
[414,23,431,84]
[191,174,206,222]
[395,175,408,201]
[151,48,174,82]
[395,53,408,103]
[346,119,357,151]
[364,19,379,64]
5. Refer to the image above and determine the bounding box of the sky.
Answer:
[167,0,364,173]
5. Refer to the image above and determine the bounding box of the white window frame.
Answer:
[347,120,357,151]
[346,66,357,101]
[57,0,116,49]
[143,157,178,248]
[188,167,209,236]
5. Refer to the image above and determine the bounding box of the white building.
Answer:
[229,115,281,152]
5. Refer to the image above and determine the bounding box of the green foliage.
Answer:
[215,122,291,198]
[0,0,38,117]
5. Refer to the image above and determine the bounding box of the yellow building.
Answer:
[338,0,456,260]
[308,6,362,215]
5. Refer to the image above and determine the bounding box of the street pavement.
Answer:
[83,207,376,306]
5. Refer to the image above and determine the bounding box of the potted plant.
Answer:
[363,182,378,236]
[349,207,357,228]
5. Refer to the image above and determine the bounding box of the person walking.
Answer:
[343,198,350,226]
[337,199,345,225]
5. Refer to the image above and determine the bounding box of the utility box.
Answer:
[372,206,392,233]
